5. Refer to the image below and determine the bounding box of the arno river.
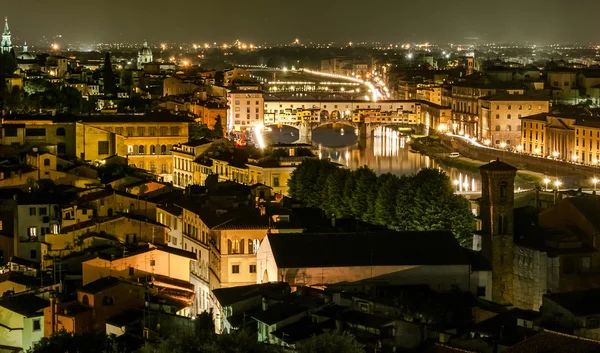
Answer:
[266,126,485,193]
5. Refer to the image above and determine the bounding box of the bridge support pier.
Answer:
[298,122,312,145]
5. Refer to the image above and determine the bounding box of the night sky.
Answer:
[3,0,600,44]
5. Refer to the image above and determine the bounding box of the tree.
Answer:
[350,166,378,222]
[23,78,55,95]
[324,168,352,219]
[103,52,117,96]
[189,122,213,140]
[27,331,120,353]
[213,115,224,137]
[60,86,83,114]
[297,331,364,353]
[374,174,404,228]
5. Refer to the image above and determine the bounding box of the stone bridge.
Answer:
[266,119,415,144]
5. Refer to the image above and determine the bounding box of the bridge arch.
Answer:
[320,110,330,120]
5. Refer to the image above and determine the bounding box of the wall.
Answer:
[82,249,192,285]
[512,246,550,310]
[442,135,599,188]
[0,307,25,349]
[219,229,268,288]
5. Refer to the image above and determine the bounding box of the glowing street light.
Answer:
[543,177,551,190]
[500,142,507,149]
[51,43,59,50]
[554,180,562,189]
[517,145,523,152]
[572,154,579,162]
[593,177,599,191]
[534,148,541,154]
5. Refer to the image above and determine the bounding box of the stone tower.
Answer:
[1,17,11,54]
[479,158,517,305]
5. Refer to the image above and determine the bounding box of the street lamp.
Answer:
[517,145,523,152]
[500,142,507,149]
[554,180,562,189]
[572,154,579,162]
[534,148,541,155]
[544,177,551,191]
[593,177,599,192]
[552,151,560,159]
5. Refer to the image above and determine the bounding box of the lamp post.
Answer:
[593,177,598,192]
[554,179,562,204]
[544,177,550,191]
[453,179,460,192]
[500,142,507,159]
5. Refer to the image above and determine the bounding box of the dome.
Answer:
[18,52,34,60]
[138,41,152,56]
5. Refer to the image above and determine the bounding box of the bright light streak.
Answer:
[254,124,266,149]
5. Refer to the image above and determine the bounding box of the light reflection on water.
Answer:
[266,126,483,192]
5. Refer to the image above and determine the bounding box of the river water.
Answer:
[266,126,483,193]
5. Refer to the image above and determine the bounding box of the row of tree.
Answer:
[288,159,475,245]
[29,323,364,353]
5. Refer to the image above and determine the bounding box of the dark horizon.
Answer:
[3,0,600,45]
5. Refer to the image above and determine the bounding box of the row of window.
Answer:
[228,239,260,255]
[232,264,256,274]
[127,144,171,155]
[104,126,180,136]
[494,125,521,132]
[131,163,168,174]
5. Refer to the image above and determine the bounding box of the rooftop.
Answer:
[0,293,49,317]
[479,158,519,172]
[504,330,600,353]
[213,282,290,307]
[545,289,600,316]
[266,231,472,269]
[79,276,122,294]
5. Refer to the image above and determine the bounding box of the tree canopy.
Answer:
[288,159,475,245]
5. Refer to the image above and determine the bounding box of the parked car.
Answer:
[448,152,460,158]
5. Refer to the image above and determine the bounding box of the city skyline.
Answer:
[3,0,600,45]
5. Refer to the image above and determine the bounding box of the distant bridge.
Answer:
[265,119,416,144]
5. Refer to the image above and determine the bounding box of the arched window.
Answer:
[43,158,50,166]
[138,145,145,154]
[150,163,156,173]
[150,145,156,155]
[495,140,500,145]
[161,145,167,154]
[507,125,512,132]
[253,239,260,254]
[81,295,89,306]
[227,239,233,254]
[240,239,245,254]
[496,114,500,119]
[507,114,512,119]
[495,125,501,131]
[232,240,240,254]
[56,127,66,136]
[127,145,133,154]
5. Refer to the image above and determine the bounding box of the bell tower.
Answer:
[1,17,11,54]
[479,158,517,305]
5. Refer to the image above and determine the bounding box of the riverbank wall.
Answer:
[440,135,598,188]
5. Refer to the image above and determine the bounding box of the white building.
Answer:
[16,194,61,263]
[0,293,48,351]
[227,89,264,132]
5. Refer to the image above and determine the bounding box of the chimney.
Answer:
[262,297,268,311]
